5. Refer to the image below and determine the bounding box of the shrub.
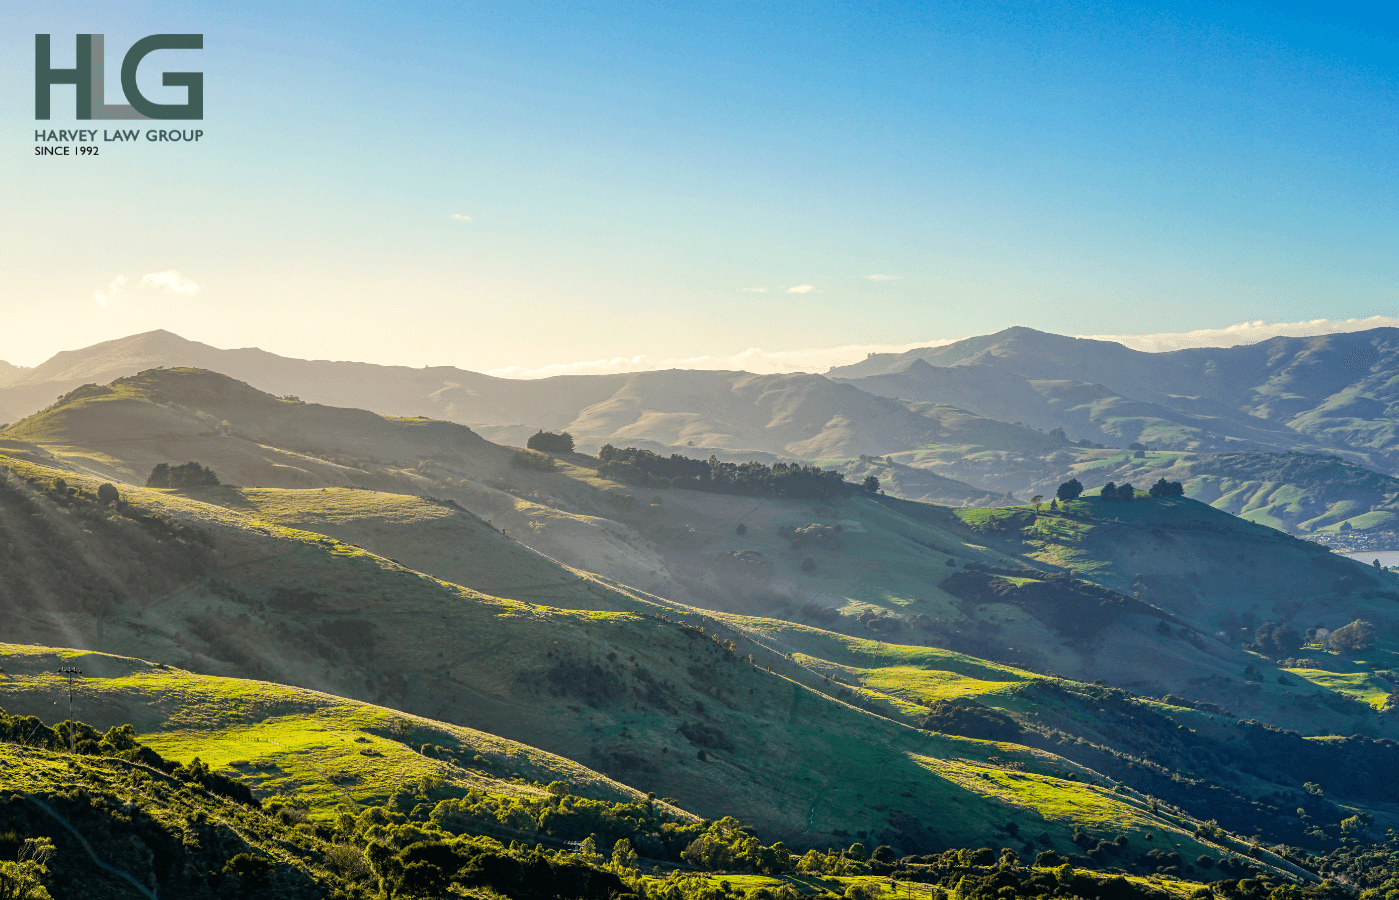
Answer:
[223,853,273,886]
[511,449,557,472]
[527,430,575,453]
[96,483,120,505]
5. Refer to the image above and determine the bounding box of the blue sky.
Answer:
[2,1,1396,373]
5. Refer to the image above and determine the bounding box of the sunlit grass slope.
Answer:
[0,644,655,816]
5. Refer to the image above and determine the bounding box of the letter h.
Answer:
[35,34,91,119]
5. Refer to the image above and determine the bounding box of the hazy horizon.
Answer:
[3,313,1398,379]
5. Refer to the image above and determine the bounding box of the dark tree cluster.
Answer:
[1149,477,1186,497]
[1099,482,1137,501]
[1056,479,1084,501]
[147,462,220,488]
[1329,619,1376,654]
[526,430,575,453]
[1253,622,1304,656]
[597,445,869,500]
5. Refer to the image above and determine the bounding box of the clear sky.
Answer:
[2,1,1396,374]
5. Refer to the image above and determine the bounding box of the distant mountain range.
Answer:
[830,326,1399,469]
[8,326,1399,540]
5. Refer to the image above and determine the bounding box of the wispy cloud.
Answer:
[1084,315,1399,352]
[785,284,815,294]
[866,274,901,281]
[95,270,199,305]
[450,213,473,221]
[141,270,199,294]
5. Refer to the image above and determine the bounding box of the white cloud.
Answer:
[94,275,128,306]
[740,287,769,293]
[141,270,199,294]
[1083,315,1399,352]
[786,284,815,294]
[450,213,473,221]
[94,270,199,306]
[866,274,901,281]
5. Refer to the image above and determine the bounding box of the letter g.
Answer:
[122,34,203,119]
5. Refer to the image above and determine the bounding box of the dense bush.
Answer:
[527,430,575,453]
[511,448,557,472]
[147,461,220,488]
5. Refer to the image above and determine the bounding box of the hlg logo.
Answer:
[35,34,203,120]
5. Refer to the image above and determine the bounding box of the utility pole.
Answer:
[57,667,82,752]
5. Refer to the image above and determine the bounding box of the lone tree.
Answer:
[862,474,880,494]
[96,483,120,506]
[1101,481,1118,499]
[1055,478,1083,501]
[526,430,575,453]
[1116,482,1136,501]
[1031,494,1044,511]
[1149,477,1185,497]
[1329,619,1376,654]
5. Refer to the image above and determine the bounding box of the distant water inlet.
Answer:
[1343,550,1399,568]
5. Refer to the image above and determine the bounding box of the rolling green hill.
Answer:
[0,453,1236,861]
[8,367,1399,890]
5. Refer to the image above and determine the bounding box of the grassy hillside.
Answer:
[7,368,1396,736]
[0,715,1323,900]
[0,644,659,813]
[0,454,1235,860]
